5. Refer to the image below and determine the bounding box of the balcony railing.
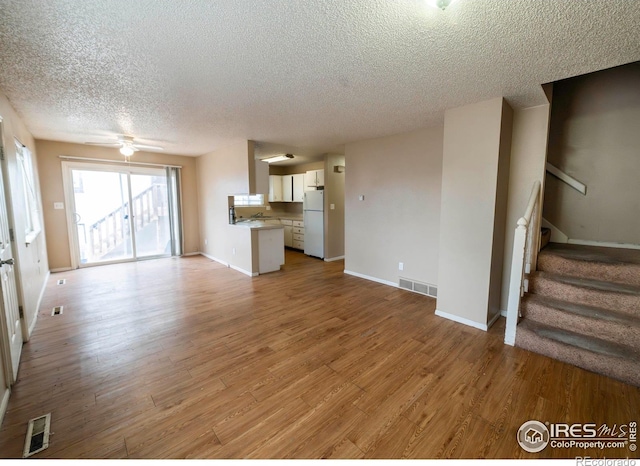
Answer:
[79,184,166,262]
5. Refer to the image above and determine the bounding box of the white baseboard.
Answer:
[567,239,640,251]
[500,309,508,317]
[487,311,502,329]
[435,309,490,332]
[344,270,397,288]
[199,253,256,277]
[0,387,10,428]
[50,267,73,273]
[324,255,345,262]
[229,264,258,277]
[200,252,229,267]
[25,270,50,341]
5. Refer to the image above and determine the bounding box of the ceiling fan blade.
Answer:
[132,144,164,151]
[84,141,121,146]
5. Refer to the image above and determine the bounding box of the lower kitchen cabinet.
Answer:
[281,219,304,250]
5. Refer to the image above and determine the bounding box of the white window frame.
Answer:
[15,141,41,244]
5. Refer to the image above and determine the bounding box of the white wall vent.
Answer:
[398,277,437,298]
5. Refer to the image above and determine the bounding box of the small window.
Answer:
[16,141,41,243]
[233,194,264,206]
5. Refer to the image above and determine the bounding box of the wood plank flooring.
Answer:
[0,251,638,459]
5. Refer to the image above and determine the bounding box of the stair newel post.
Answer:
[505,217,528,346]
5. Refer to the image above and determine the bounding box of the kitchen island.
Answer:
[229,220,284,275]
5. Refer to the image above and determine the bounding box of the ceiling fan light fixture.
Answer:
[426,0,457,10]
[120,145,135,157]
[261,153,294,164]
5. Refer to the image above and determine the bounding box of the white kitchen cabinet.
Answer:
[281,219,293,247]
[292,174,304,202]
[258,228,285,274]
[281,175,293,202]
[305,169,324,188]
[268,175,283,202]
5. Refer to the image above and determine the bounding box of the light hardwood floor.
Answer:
[0,251,638,459]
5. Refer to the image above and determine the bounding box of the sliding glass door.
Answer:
[64,162,174,267]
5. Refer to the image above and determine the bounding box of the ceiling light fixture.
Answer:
[261,153,294,163]
[426,0,457,10]
[119,145,135,157]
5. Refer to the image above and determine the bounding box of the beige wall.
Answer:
[436,97,512,328]
[197,140,254,270]
[544,62,640,244]
[0,92,48,340]
[324,154,345,260]
[35,140,200,270]
[344,126,443,286]
[500,103,551,311]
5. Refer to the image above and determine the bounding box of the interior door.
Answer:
[0,141,23,383]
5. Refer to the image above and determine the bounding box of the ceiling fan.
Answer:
[84,135,164,156]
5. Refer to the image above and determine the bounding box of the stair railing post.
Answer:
[505,218,528,346]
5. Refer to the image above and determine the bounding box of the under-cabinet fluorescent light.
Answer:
[261,154,294,163]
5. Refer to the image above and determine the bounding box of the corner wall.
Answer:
[324,154,345,260]
[197,140,253,269]
[436,97,512,329]
[344,126,443,286]
[543,62,640,245]
[499,103,551,311]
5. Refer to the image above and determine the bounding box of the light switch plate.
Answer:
[358,195,365,201]
[53,202,64,210]
[330,204,335,210]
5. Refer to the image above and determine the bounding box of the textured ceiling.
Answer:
[0,0,639,157]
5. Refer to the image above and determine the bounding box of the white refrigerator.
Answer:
[303,190,324,259]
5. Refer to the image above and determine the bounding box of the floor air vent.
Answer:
[51,306,63,316]
[398,277,438,298]
[57,279,66,285]
[23,413,51,458]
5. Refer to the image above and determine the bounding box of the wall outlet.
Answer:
[266,205,271,210]
[232,247,236,255]
[204,239,208,245]
[330,203,335,210]
[399,262,404,271]
[53,202,64,210]
[358,195,365,201]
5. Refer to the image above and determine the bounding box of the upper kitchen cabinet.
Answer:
[305,169,324,189]
[292,173,304,202]
[268,175,283,202]
[282,174,293,202]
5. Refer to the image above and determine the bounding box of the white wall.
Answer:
[436,97,512,329]
[0,91,49,340]
[344,126,443,286]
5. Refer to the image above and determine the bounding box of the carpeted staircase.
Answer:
[515,242,640,387]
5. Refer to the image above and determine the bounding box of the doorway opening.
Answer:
[62,162,182,268]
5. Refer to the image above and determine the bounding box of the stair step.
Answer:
[528,271,640,316]
[515,320,640,387]
[521,294,640,349]
[538,243,640,287]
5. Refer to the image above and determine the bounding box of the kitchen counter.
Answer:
[231,220,284,230]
